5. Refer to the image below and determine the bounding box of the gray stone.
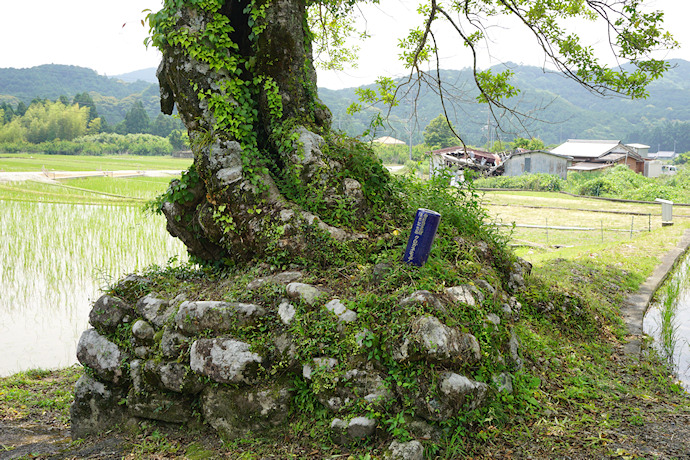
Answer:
[486,314,501,326]
[302,357,338,380]
[325,299,357,323]
[127,388,193,423]
[76,329,127,384]
[132,320,155,342]
[201,383,292,439]
[387,440,424,460]
[343,178,364,203]
[399,315,481,365]
[130,359,145,393]
[247,271,303,289]
[113,274,151,297]
[89,295,132,332]
[144,360,205,394]
[278,301,296,325]
[445,285,479,306]
[399,290,443,310]
[414,372,488,421]
[354,329,371,348]
[285,282,325,305]
[134,346,149,359]
[347,416,377,439]
[175,300,265,334]
[70,374,128,439]
[339,309,357,323]
[316,365,392,412]
[160,328,188,359]
[190,338,262,384]
[438,372,488,411]
[474,279,496,296]
[508,329,523,369]
[493,372,514,393]
[274,333,297,361]
[408,419,441,441]
[293,126,325,165]
[330,416,377,444]
[136,294,177,328]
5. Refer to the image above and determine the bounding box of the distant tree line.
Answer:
[0,94,189,154]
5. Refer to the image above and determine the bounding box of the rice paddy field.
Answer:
[0,153,192,172]
[0,155,190,377]
[482,190,690,249]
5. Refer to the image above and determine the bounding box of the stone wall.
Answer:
[71,260,530,454]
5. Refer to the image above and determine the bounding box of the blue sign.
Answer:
[403,208,441,266]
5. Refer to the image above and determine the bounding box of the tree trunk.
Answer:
[151,0,393,265]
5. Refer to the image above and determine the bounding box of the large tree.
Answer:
[147,0,674,265]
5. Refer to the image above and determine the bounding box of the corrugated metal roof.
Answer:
[551,139,622,159]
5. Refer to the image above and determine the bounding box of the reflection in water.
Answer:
[0,201,187,377]
[644,255,690,389]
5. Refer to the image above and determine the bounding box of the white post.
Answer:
[655,198,674,226]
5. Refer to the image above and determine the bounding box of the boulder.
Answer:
[76,329,127,384]
[413,372,488,421]
[136,294,177,328]
[131,320,155,342]
[286,282,325,306]
[324,299,357,323]
[201,383,292,439]
[175,300,265,334]
[89,295,132,332]
[190,338,262,384]
[438,372,488,411]
[399,290,444,312]
[247,271,303,289]
[386,440,424,460]
[70,374,129,439]
[445,284,483,306]
[395,316,481,366]
[316,364,392,413]
[330,416,377,444]
[160,328,189,359]
[127,388,193,423]
[143,360,205,394]
[278,300,296,325]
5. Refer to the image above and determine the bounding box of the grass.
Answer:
[0,366,82,426]
[484,190,690,278]
[0,153,192,172]
[2,183,690,458]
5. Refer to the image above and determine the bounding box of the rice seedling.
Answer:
[0,200,188,377]
[644,255,690,388]
[0,153,192,172]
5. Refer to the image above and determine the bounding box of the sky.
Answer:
[1,0,689,89]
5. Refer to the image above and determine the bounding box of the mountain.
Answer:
[3,62,690,150]
[0,64,159,125]
[318,59,690,150]
[0,65,151,102]
[113,68,158,84]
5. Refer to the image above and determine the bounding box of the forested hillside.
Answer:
[2,61,690,151]
[319,59,690,151]
[0,65,159,125]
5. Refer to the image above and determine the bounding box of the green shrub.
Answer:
[474,173,565,191]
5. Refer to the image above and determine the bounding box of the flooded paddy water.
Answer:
[0,199,187,377]
[644,253,690,389]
